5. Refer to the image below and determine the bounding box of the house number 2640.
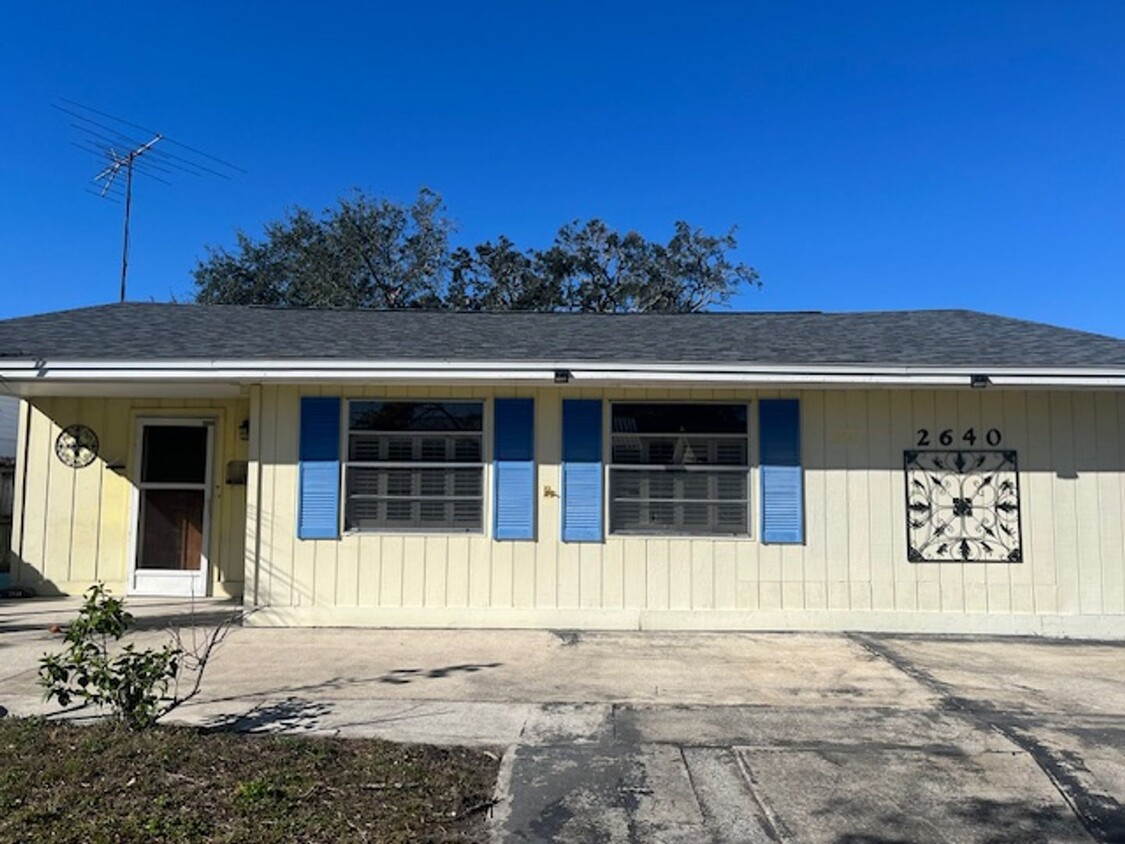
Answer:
[916,428,1002,447]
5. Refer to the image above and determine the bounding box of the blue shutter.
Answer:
[298,397,341,540]
[759,399,803,544]
[494,398,535,540]
[561,399,603,542]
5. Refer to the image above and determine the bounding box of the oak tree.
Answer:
[193,189,759,311]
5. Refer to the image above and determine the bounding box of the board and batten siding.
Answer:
[247,384,1125,637]
[9,396,250,597]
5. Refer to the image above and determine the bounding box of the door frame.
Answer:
[127,416,216,597]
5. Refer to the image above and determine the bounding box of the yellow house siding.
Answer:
[11,396,249,596]
[244,385,262,607]
[1097,392,1125,615]
[12,384,1125,636]
[242,384,1125,636]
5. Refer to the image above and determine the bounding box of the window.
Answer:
[344,400,484,532]
[610,403,750,535]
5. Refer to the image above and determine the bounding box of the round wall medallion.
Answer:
[55,424,99,469]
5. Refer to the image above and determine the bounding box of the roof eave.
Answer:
[3,358,1125,391]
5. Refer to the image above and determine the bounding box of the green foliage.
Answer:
[39,584,181,729]
[193,188,452,308]
[448,235,562,311]
[233,776,282,808]
[193,189,760,312]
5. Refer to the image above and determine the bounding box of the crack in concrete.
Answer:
[677,745,701,801]
[619,753,647,844]
[733,749,787,843]
[849,633,1124,844]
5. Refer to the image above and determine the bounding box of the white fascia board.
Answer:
[987,375,1125,387]
[0,366,559,382]
[12,357,1125,377]
[3,359,1125,389]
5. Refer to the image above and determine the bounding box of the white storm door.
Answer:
[131,419,214,596]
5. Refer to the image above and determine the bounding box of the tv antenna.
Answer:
[56,98,244,301]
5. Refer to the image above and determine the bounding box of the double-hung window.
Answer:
[344,400,484,532]
[609,403,750,536]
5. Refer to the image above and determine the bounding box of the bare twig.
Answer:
[158,593,243,722]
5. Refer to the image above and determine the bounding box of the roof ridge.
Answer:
[100,303,993,318]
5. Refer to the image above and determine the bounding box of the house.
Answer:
[1,302,1123,637]
[0,395,17,459]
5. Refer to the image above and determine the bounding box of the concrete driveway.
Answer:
[1,597,1122,843]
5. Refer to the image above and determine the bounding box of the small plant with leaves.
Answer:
[39,583,234,728]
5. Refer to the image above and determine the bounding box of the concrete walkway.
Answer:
[1,597,1122,843]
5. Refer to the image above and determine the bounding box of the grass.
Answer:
[0,718,500,843]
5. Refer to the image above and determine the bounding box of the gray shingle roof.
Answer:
[0,302,1122,368]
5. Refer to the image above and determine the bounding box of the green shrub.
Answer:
[39,584,182,729]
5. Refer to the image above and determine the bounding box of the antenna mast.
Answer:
[95,135,163,301]
[56,98,243,302]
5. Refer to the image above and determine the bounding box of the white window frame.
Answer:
[341,397,490,536]
[606,399,753,539]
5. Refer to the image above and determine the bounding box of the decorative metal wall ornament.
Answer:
[904,450,1022,562]
[55,424,99,469]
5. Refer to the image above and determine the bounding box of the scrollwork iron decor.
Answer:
[904,450,1022,562]
[55,424,99,469]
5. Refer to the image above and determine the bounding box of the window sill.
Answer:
[608,531,754,541]
[342,528,485,537]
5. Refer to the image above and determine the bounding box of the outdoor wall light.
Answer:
[239,419,251,440]
[970,374,991,389]
[554,369,572,384]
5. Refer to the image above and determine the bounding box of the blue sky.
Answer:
[1,1,1123,336]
